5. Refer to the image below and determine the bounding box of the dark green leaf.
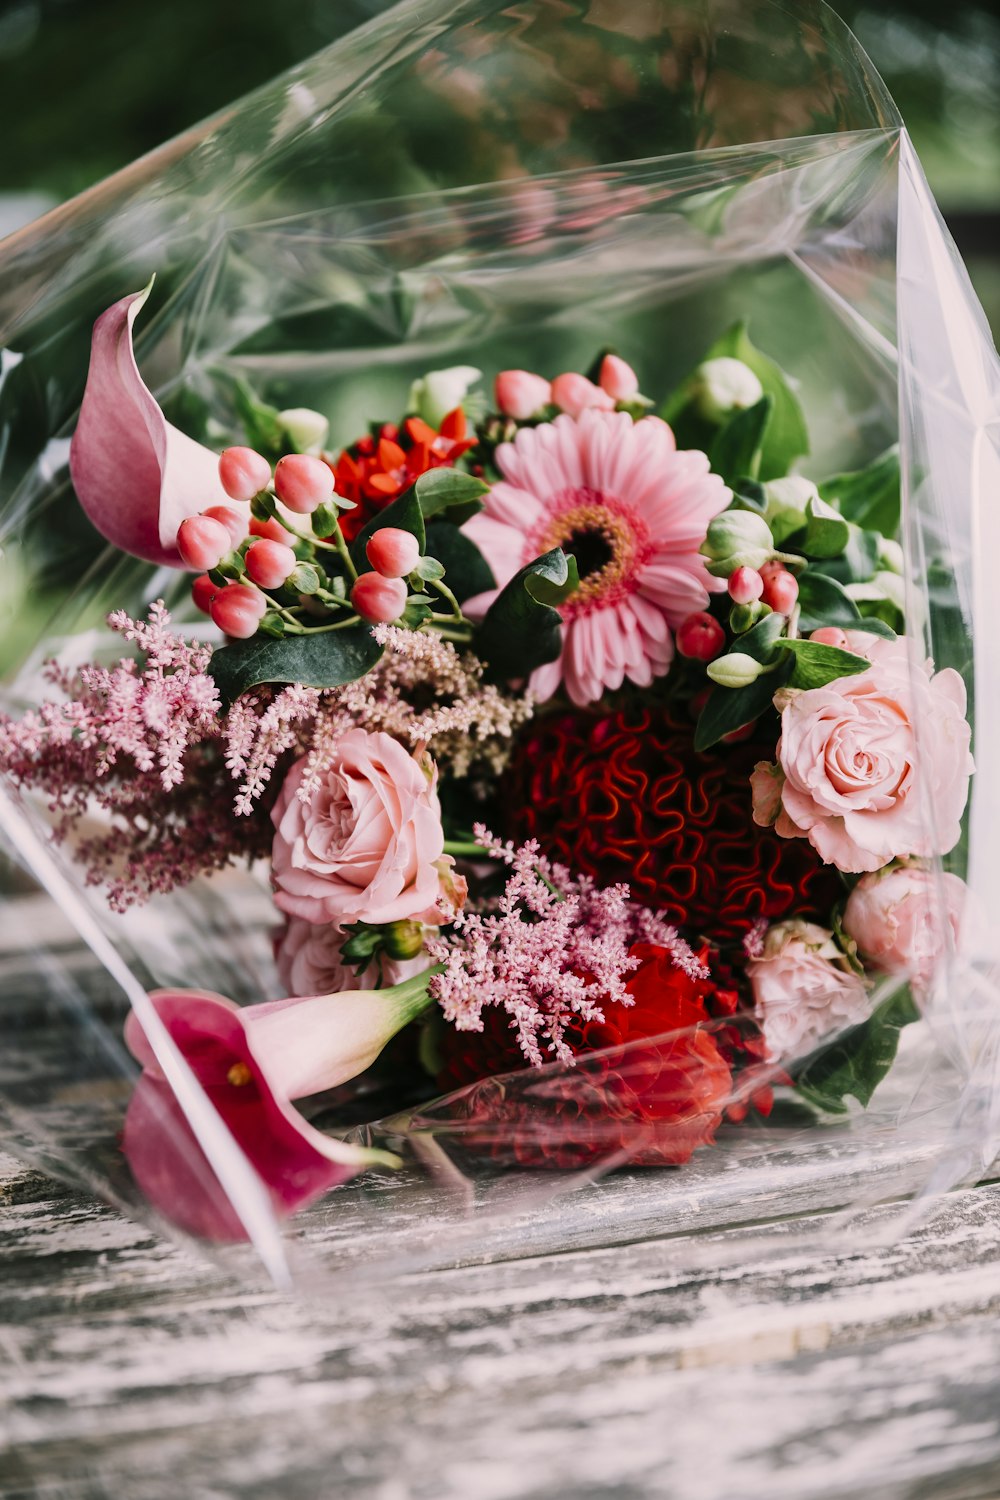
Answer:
[794,987,920,1114]
[413,468,489,526]
[821,526,880,585]
[735,610,785,662]
[732,479,768,514]
[774,638,870,690]
[208,625,382,704]
[694,660,791,752]
[819,446,901,536]
[709,395,772,486]
[796,571,897,638]
[476,549,575,681]
[702,322,809,481]
[424,521,495,603]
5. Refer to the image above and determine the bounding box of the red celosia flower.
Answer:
[330,410,477,540]
[502,705,842,945]
[433,941,738,1169]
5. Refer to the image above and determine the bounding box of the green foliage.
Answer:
[702,322,809,481]
[349,470,489,573]
[794,987,920,1115]
[423,522,495,602]
[208,624,382,704]
[819,446,902,537]
[798,495,851,560]
[708,396,773,486]
[774,638,871,689]
[796,570,896,638]
[476,549,578,681]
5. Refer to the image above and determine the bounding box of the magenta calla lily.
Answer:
[123,975,435,1240]
[69,284,229,566]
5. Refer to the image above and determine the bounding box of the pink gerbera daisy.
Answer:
[465,409,730,706]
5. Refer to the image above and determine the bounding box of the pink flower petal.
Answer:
[69,285,228,566]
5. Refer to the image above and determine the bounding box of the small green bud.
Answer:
[729,600,766,633]
[383,920,425,961]
[692,357,765,424]
[279,407,329,454]
[706,651,765,689]
[702,508,775,576]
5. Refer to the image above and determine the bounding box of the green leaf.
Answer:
[424,521,495,602]
[708,396,773,486]
[413,468,489,526]
[208,625,383,705]
[774,638,871,690]
[289,562,321,595]
[796,571,896,639]
[694,660,791,752]
[820,526,880,585]
[735,609,786,662]
[798,495,850,560]
[793,987,920,1115]
[819,446,901,536]
[476,549,576,681]
[702,322,809,481]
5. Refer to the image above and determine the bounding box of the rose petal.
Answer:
[69,284,228,566]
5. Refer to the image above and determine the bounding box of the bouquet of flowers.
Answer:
[0,0,996,1272]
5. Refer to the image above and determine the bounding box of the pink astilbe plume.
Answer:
[426,826,705,1067]
[0,604,267,909]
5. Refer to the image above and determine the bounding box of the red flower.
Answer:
[329,410,477,541]
[502,705,841,945]
[432,942,736,1168]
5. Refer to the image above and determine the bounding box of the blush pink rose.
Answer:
[752,634,973,874]
[842,863,969,986]
[275,917,429,998]
[271,730,450,927]
[746,920,870,1061]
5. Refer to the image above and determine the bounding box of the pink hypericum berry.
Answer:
[760,566,799,614]
[494,369,552,421]
[250,514,296,546]
[201,505,247,548]
[810,626,850,648]
[598,353,639,401]
[209,582,268,638]
[245,539,298,590]
[176,514,232,572]
[219,446,272,503]
[727,565,764,605]
[365,527,421,579]
[191,573,218,615]
[676,611,726,662]
[273,453,335,515]
[350,572,408,625]
[550,372,615,419]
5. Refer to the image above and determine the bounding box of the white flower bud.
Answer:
[706,651,765,689]
[702,508,775,575]
[408,365,481,428]
[693,357,765,423]
[278,407,330,454]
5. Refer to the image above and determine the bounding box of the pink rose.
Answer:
[752,634,973,874]
[747,920,870,1061]
[275,917,428,998]
[271,730,449,927]
[842,863,969,986]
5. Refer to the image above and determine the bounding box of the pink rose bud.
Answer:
[598,353,639,401]
[676,610,726,662]
[273,453,335,514]
[351,572,408,624]
[843,865,969,986]
[176,513,232,572]
[210,582,268,638]
[245,538,298,590]
[191,573,218,615]
[550,371,615,419]
[219,446,272,502]
[250,514,296,546]
[366,527,421,579]
[809,626,849,648]
[201,505,247,548]
[494,369,552,421]
[760,564,799,614]
[727,565,764,605]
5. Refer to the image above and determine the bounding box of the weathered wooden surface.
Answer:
[4,1145,1000,1500]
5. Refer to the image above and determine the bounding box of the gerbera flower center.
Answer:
[530,487,651,615]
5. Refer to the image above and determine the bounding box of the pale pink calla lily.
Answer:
[69,284,229,566]
[122,972,434,1240]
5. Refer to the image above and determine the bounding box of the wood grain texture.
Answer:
[3,1146,1000,1500]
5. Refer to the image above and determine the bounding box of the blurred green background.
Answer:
[0,0,996,326]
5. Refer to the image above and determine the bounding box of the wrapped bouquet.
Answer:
[0,0,997,1275]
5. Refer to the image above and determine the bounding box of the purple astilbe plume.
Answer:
[425,826,705,1067]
